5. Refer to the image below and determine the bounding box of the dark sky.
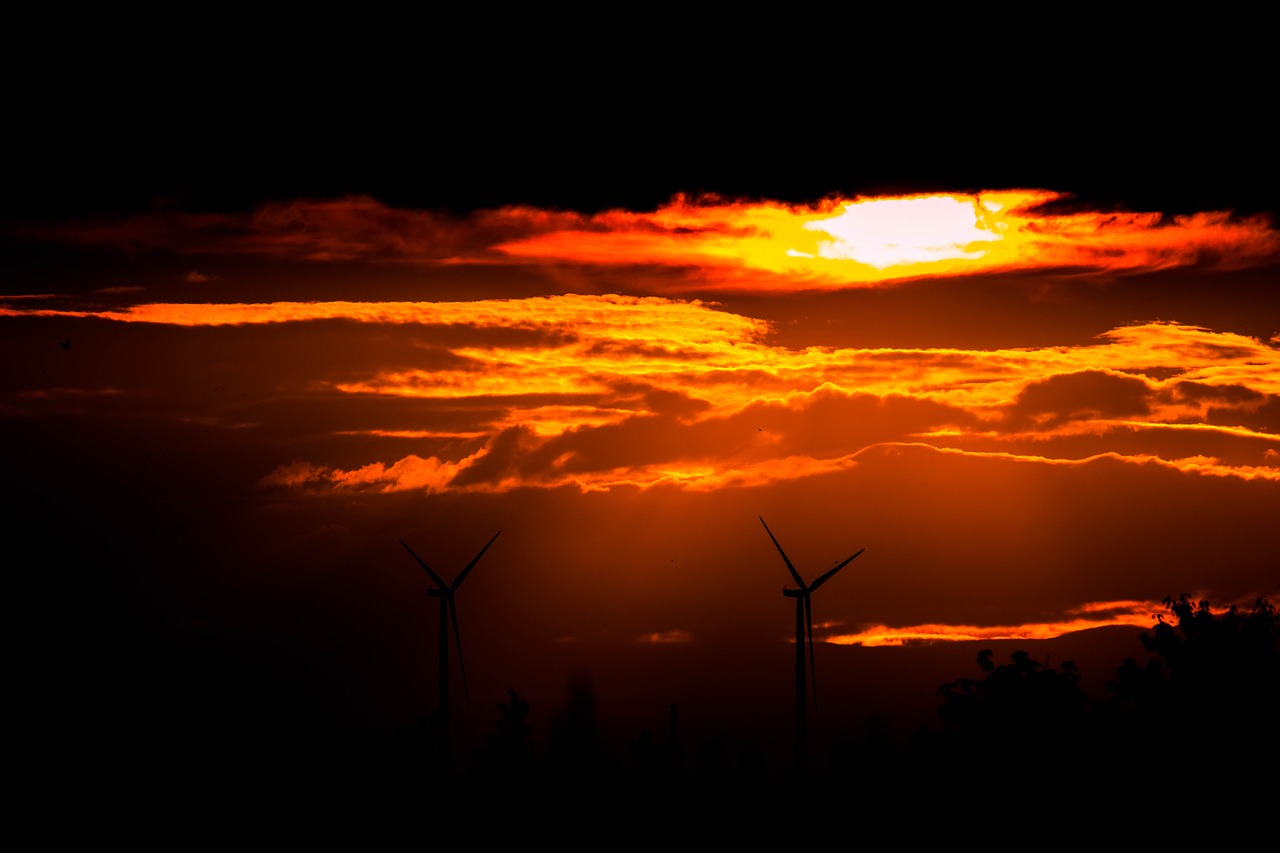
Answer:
[7,20,1275,223]
[12,109,1273,221]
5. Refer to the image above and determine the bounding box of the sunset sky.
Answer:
[7,54,1277,766]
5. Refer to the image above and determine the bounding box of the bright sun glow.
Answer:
[799,195,1004,268]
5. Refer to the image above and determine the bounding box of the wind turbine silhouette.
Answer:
[399,529,501,752]
[759,516,863,771]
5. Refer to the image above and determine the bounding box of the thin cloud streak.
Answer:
[828,596,1264,646]
[636,630,694,645]
[906,444,1280,482]
[15,191,1278,295]
[0,294,768,341]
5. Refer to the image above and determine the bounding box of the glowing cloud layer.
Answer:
[10,294,1277,494]
[827,597,1252,646]
[6,190,1277,655]
[16,190,1278,294]
[473,192,1280,289]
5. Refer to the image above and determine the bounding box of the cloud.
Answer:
[17,191,1278,296]
[828,602,1160,646]
[635,630,694,645]
[999,370,1154,429]
[828,592,1280,647]
[494,191,1280,291]
[259,452,484,493]
[8,293,1277,494]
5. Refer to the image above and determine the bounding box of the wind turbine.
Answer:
[399,529,501,752]
[759,516,863,771]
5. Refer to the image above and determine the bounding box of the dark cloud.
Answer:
[1001,370,1154,429]
[599,381,712,420]
[1171,380,1267,408]
[448,425,541,488]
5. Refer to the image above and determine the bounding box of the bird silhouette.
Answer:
[58,338,71,350]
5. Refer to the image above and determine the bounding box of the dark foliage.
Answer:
[471,689,536,777]
[931,647,1092,787]
[1105,594,1279,749]
[77,592,1276,829]
[369,594,1280,806]
[937,648,1090,734]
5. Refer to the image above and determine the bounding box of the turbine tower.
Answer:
[400,529,501,754]
[759,516,863,772]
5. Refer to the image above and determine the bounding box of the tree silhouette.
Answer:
[938,649,1089,733]
[491,690,536,762]
[934,648,1091,784]
[1106,594,1278,750]
[627,703,685,784]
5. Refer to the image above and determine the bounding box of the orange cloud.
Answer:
[635,630,694,645]
[889,445,1280,482]
[17,192,1278,295]
[1,294,767,339]
[11,305,1274,423]
[494,191,1280,291]
[829,617,1148,647]
[827,596,1260,646]
[8,294,1277,494]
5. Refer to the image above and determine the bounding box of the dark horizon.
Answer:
[57,589,1277,801]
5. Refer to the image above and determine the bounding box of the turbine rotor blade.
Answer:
[760,517,806,589]
[449,597,470,706]
[453,530,501,591]
[400,539,448,589]
[809,548,865,593]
